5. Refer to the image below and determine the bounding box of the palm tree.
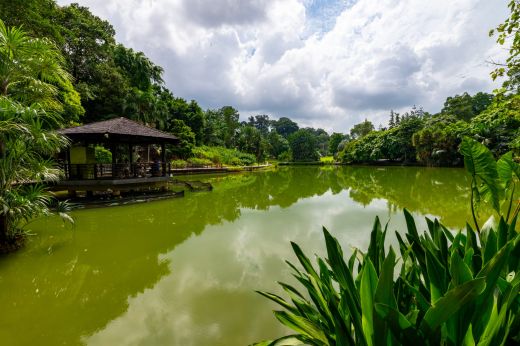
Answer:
[0,20,73,246]
[0,19,71,109]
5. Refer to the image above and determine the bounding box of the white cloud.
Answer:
[57,0,509,132]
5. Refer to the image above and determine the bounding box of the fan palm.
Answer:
[0,20,73,246]
[0,19,70,109]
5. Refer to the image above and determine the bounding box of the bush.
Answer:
[187,157,213,167]
[95,146,112,163]
[256,211,520,345]
[170,159,187,168]
[278,150,292,162]
[191,146,257,166]
[237,152,256,166]
[256,138,520,345]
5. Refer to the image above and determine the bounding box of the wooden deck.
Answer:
[51,176,171,192]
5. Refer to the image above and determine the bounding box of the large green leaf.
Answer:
[374,303,421,344]
[374,248,397,308]
[273,311,329,345]
[497,151,520,188]
[460,137,501,213]
[425,247,447,303]
[360,258,378,346]
[420,278,486,338]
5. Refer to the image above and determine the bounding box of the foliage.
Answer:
[170,159,188,168]
[460,137,520,233]
[192,146,257,166]
[320,156,334,164]
[272,117,299,138]
[256,140,520,345]
[441,92,493,121]
[237,125,268,162]
[350,119,374,139]
[328,133,347,156]
[490,0,520,92]
[187,157,213,168]
[413,115,470,166]
[278,150,293,162]
[0,18,82,120]
[469,94,520,156]
[248,114,271,136]
[166,119,196,159]
[288,129,320,162]
[95,146,112,163]
[0,20,75,245]
[0,98,72,242]
[267,131,290,159]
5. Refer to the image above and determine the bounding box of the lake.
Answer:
[0,166,477,345]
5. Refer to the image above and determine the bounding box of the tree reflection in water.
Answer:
[0,166,476,345]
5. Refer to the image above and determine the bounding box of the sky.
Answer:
[57,0,509,132]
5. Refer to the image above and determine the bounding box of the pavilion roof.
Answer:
[57,117,179,144]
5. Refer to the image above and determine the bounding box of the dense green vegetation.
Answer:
[0,19,73,246]
[339,94,520,166]
[256,139,520,345]
[3,0,517,166]
[0,0,331,163]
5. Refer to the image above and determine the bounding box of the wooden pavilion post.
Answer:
[128,143,134,177]
[161,142,166,176]
[110,142,117,178]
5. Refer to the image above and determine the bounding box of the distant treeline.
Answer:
[2,0,518,165]
[338,93,519,166]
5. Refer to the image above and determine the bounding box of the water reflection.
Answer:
[0,166,476,345]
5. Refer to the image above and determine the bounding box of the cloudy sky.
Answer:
[57,0,509,132]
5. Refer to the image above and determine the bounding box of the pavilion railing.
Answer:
[62,162,170,180]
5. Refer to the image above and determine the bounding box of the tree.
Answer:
[490,0,520,92]
[471,92,494,115]
[0,19,72,109]
[237,125,267,162]
[267,130,290,158]
[0,99,71,243]
[388,110,396,128]
[202,109,226,146]
[288,129,319,161]
[248,114,271,136]
[329,133,346,156]
[166,119,195,159]
[441,92,494,122]
[113,44,163,90]
[0,21,74,245]
[220,106,240,148]
[350,119,374,139]
[272,117,299,138]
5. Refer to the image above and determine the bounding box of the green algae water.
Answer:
[0,166,477,345]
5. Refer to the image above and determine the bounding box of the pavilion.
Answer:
[55,117,179,196]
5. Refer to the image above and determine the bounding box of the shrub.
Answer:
[187,157,212,167]
[170,159,187,168]
[256,211,520,345]
[256,138,520,345]
[95,146,112,163]
[278,150,292,162]
[191,146,257,166]
[237,152,256,166]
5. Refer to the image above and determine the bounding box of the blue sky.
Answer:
[58,0,509,132]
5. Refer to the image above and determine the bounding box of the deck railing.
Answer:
[63,162,170,180]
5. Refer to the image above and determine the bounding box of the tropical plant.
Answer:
[460,137,520,232]
[288,129,319,162]
[0,18,81,116]
[255,138,520,345]
[0,98,72,245]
